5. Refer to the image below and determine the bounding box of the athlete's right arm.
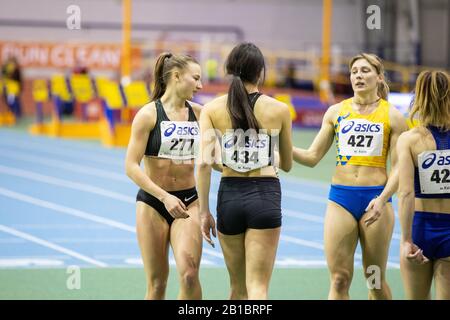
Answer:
[197,106,217,247]
[397,131,429,264]
[125,105,188,218]
[293,105,337,167]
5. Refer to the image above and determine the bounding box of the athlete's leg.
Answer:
[136,201,170,299]
[218,232,247,299]
[400,252,433,299]
[359,203,395,300]
[434,257,450,300]
[324,201,359,300]
[171,200,203,299]
[244,227,281,300]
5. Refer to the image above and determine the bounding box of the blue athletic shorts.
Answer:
[413,211,450,260]
[328,184,392,221]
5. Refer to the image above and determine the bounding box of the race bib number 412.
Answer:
[418,150,450,194]
[338,119,384,156]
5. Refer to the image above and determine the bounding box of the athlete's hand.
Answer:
[364,196,385,227]
[162,194,189,219]
[200,211,217,248]
[401,241,429,265]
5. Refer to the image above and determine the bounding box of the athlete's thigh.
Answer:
[324,201,359,273]
[170,201,203,268]
[244,228,281,278]
[359,203,395,271]
[400,255,434,299]
[136,201,170,274]
[434,257,450,300]
[219,231,246,276]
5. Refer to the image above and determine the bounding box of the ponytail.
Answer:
[150,52,173,101]
[227,75,260,131]
[377,79,389,100]
[225,43,265,131]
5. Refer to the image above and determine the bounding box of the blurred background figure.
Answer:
[1,55,23,117]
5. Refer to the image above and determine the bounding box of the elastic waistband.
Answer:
[220,177,279,183]
[415,211,450,221]
[140,187,196,197]
[331,184,385,191]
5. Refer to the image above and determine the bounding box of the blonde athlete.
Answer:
[197,43,293,300]
[398,70,450,300]
[125,53,203,299]
[293,53,408,299]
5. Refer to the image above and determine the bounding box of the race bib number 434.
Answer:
[338,119,384,156]
[222,132,270,172]
[418,150,450,194]
[158,121,199,160]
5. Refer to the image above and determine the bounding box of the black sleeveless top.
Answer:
[414,125,450,198]
[145,99,198,156]
[222,92,275,168]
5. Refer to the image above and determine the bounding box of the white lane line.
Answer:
[280,235,400,268]
[0,149,129,182]
[0,187,222,260]
[0,165,135,203]
[0,187,135,232]
[0,186,401,268]
[283,208,402,242]
[0,224,108,267]
[0,140,122,167]
[283,189,328,204]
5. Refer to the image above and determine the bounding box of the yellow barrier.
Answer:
[51,74,71,101]
[123,81,150,108]
[32,79,49,102]
[70,74,94,103]
[96,78,123,109]
[273,94,297,121]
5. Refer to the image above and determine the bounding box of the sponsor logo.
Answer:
[422,153,450,169]
[164,123,177,137]
[224,136,237,148]
[422,153,436,169]
[176,126,198,136]
[341,121,381,134]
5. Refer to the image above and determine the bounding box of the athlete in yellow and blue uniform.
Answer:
[329,97,393,221]
[293,53,408,300]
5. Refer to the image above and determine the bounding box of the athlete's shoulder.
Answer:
[203,95,227,112]
[324,102,344,121]
[133,101,157,127]
[398,126,423,144]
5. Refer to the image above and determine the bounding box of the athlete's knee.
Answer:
[179,265,200,290]
[147,277,167,298]
[331,272,352,293]
[247,285,268,300]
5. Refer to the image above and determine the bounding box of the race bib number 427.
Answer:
[338,119,384,156]
[418,150,450,194]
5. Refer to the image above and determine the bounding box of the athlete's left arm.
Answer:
[364,107,409,226]
[191,101,223,172]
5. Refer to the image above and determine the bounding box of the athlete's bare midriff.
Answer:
[332,164,388,186]
[143,156,196,191]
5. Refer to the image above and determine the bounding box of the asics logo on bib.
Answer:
[164,123,177,137]
[341,121,381,134]
[164,124,198,137]
[223,136,267,149]
[224,136,237,148]
[422,153,450,169]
